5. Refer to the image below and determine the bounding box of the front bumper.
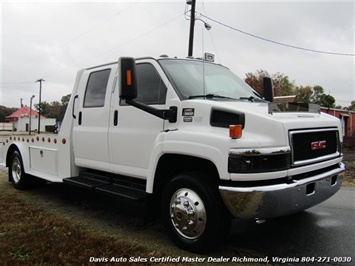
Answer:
[219,162,345,219]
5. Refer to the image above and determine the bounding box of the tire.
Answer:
[161,172,230,253]
[9,150,29,190]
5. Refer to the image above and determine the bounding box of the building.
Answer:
[321,107,355,137]
[273,96,354,137]
[5,106,56,132]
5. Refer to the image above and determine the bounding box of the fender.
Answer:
[146,132,166,193]
[6,142,30,176]
[146,131,228,193]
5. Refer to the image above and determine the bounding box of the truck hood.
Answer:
[182,100,341,148]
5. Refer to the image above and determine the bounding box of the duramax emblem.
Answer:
[311,140,327,151]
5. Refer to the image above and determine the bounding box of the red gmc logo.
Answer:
[311,140,327,151]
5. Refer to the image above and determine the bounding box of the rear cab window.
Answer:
[84,69,111,107]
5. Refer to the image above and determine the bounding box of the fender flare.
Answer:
[146,140,225,193]
[6,142,30,174]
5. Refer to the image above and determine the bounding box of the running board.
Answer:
[63,171,147,201]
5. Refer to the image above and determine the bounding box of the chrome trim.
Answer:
[220,162,345,219]
[229,146,291,156]
[293,152,341,166]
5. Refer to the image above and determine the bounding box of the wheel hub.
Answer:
[11,157,22,183]
[170,188,206,239]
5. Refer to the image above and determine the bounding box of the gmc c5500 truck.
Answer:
[2,56,345,252]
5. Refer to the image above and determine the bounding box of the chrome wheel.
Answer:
[169,188,206,239]
[11,156,22,184]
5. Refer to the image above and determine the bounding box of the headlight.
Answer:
[228,147,291,173]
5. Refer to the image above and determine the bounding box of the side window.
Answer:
[84,69,111,107]
[136,64,167,105]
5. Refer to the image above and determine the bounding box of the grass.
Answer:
[0,179,156,265]
[342,159,355,187]
[0,171,265,266]
[341,149,355,187]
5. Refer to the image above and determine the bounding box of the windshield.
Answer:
[159,59,262,101]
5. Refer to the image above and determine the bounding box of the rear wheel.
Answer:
[9,151,29,190]
[161,172,230,253]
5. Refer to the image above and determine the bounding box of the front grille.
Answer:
[290,128,339,166]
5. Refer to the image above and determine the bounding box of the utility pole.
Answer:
[188,0,196,57]
[29,95,35,135]
[35,78,45,133]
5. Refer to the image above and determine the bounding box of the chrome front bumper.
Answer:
[219,162,345,219]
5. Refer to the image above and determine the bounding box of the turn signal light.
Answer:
[229,125,243,139]
[126,70,132,85]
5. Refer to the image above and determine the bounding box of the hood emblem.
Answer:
[311,140,327,151]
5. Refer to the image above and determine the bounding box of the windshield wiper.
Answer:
[239,96,256,102]
[189,94,236,100]
[240,94,266,102]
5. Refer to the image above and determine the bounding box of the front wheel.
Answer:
[161,172,230,253]
[9,150,29,190]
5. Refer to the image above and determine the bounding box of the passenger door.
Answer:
[109,61,167,178]
[73,67,113,172]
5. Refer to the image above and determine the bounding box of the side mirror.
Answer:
[119,57,137,100]
[263,77,274,102]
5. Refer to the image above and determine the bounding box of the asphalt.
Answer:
[227,187,355,262]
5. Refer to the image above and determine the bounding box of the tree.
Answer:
[310,85,335,108]
[45,101,61,120]
[33,94,71,122]
[244,69,269,96]
[0,106,18,122]
[59,94,71,121]
[295,86,313,103]
[1,94,70,123]
[321,94,336,108]
[244,69,295,97]
[34,101,50,116]
[347,101,355,111]
[272,72,295,96]
[61,94,71,106]
[311,85,325,104]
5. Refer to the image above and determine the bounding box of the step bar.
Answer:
[63,171,147,201]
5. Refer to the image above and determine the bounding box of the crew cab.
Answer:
[2,56,345,252]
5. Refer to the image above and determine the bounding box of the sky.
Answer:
[1,0,354,109]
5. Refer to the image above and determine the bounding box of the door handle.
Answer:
[78,111,82,125]
[113,110,118,126]
[72,95,79,119]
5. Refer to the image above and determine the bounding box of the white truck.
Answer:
[2,56,345,252]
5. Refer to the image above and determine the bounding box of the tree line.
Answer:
[0,94,71,123]
[244,69,354,110]
[1,69,355,122]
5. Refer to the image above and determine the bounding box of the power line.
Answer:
[199,13,354,57]
[70,12,184,66]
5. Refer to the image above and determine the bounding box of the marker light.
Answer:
[229,125,243,139]
[126,70,132,86]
